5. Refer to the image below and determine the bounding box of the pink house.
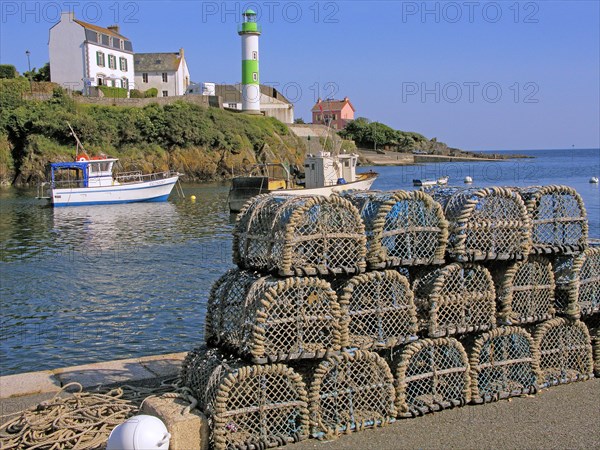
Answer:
[311,97,355,129]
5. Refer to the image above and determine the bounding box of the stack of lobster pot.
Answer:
[182,194,400,448]
[514,185,596,387]
[415,186,540,406]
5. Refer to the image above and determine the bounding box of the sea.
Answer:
[0,148,598,375]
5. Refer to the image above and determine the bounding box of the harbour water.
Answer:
[0,148,598,375]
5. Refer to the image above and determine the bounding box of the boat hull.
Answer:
[49,176,179,206]
[228,173,378,212]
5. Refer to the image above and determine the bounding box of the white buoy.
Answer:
[590,177,599,184]
[464,176,473,184]
[107,415,170,450]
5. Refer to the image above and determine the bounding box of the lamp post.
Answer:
[25,50,32,93]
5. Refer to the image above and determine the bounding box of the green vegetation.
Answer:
[0,65,18,79]
[23,62,50,82]
[98,86,128,98]
[0,82,305,185]
[339,117,431,152]
[145,88,158,98]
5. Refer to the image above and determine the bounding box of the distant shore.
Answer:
[357,149,532,166]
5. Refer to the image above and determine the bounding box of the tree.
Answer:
[0,65,18,79]
[33,63,50,82]
[294,118,305,124]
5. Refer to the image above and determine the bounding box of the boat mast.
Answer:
[66,122,88,159]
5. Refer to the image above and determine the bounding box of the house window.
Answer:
[97,75,104,86]
[162,90,168,97]
[142,73,148,83]
[162,73,168,82]
[119,40,125,50]
[111,79,116,87]
[119,57,127,71]
[252,72,258,82]
[252,51,258,60]
[96,51,105,67]
[122,78,128,89]
[108,55,116,69]
[108,37,113,47]
[228,103,237,109]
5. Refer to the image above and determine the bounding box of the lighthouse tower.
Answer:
[238,9,261,113]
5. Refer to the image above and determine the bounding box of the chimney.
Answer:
[61,11,74,21]
[107,25,120,34]
[343,96,349,102]
[179,48,184,59]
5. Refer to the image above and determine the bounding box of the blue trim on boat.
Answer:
[53,194,171,207]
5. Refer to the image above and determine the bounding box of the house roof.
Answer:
[73,19,129,39]
[311,98,355,113]
[134,53,182,72]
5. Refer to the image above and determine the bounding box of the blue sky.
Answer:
[1,1,599,151]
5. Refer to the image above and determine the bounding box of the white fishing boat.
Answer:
[413,176,449,187]
[37,123,181,207]
[228,151,378,212]
[37,155,181,207]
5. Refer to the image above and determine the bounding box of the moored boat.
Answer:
[413,176,449,187]
[228,151,378,212]
[37,155,181,207]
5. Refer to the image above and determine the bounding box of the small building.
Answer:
[134,49,190,97]
[204,84,294,123]
[49,11,135,93]
[311,97,355,130]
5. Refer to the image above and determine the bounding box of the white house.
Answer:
[134,50,190,96]
[49,11,135,93]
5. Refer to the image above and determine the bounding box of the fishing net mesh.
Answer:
[430,186,531,262]
[533,318,593,386]
[206,270,345,363]
[299,350,396,438]
[390,338,471,417]
[584,315,600,376]
[412,263,496,337]
[465,327,539,403]
[342,190,448,268]
[517,185,588,254]
[233,194,367,276]
[338,270,418,350]
[181,346,309,450]
[555,248,600,318]
[492,257,556,325]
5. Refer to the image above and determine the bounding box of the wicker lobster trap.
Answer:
[181,346,309,450]
[491,256,556,325]
[585,316,600,376]
[554,247,600,318]
[412,263,496,337]
[295,350,396,439]
[389,338,471,417]
[342,190,448,268]
[206,269,346,363]
[233,194,367,276]
[430,186,531,262]
[337,270,418,350]
[517,185,588,254]
[464,327,539,403]
[533,318,593,386]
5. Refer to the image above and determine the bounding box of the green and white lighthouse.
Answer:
[238,9,261,113]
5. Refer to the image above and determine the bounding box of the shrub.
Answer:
[130,89,144,98]
[98,86,128,98]
[0,65,18,79]
[144,88,158,98]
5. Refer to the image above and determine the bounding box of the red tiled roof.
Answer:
[311,98,355,113]
[73,19,128,39]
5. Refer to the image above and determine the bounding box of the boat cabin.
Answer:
[49,157,118,188]
[304,151,358,189]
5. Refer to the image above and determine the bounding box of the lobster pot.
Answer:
[583,315,600,376]
[431,187,531,262]
[233,194,367,276]
[343,190,448,268]
[555,248,600,318]
[412,263,496,337]
[302,350,396,438]
[206,269,346,363]
[465,327,539,403]
[391,338,471,417]
[492,257,556,325]
[517,185,588,254]
[533,318,593,386]
[338,271,418,350]
[181,346,309,450]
